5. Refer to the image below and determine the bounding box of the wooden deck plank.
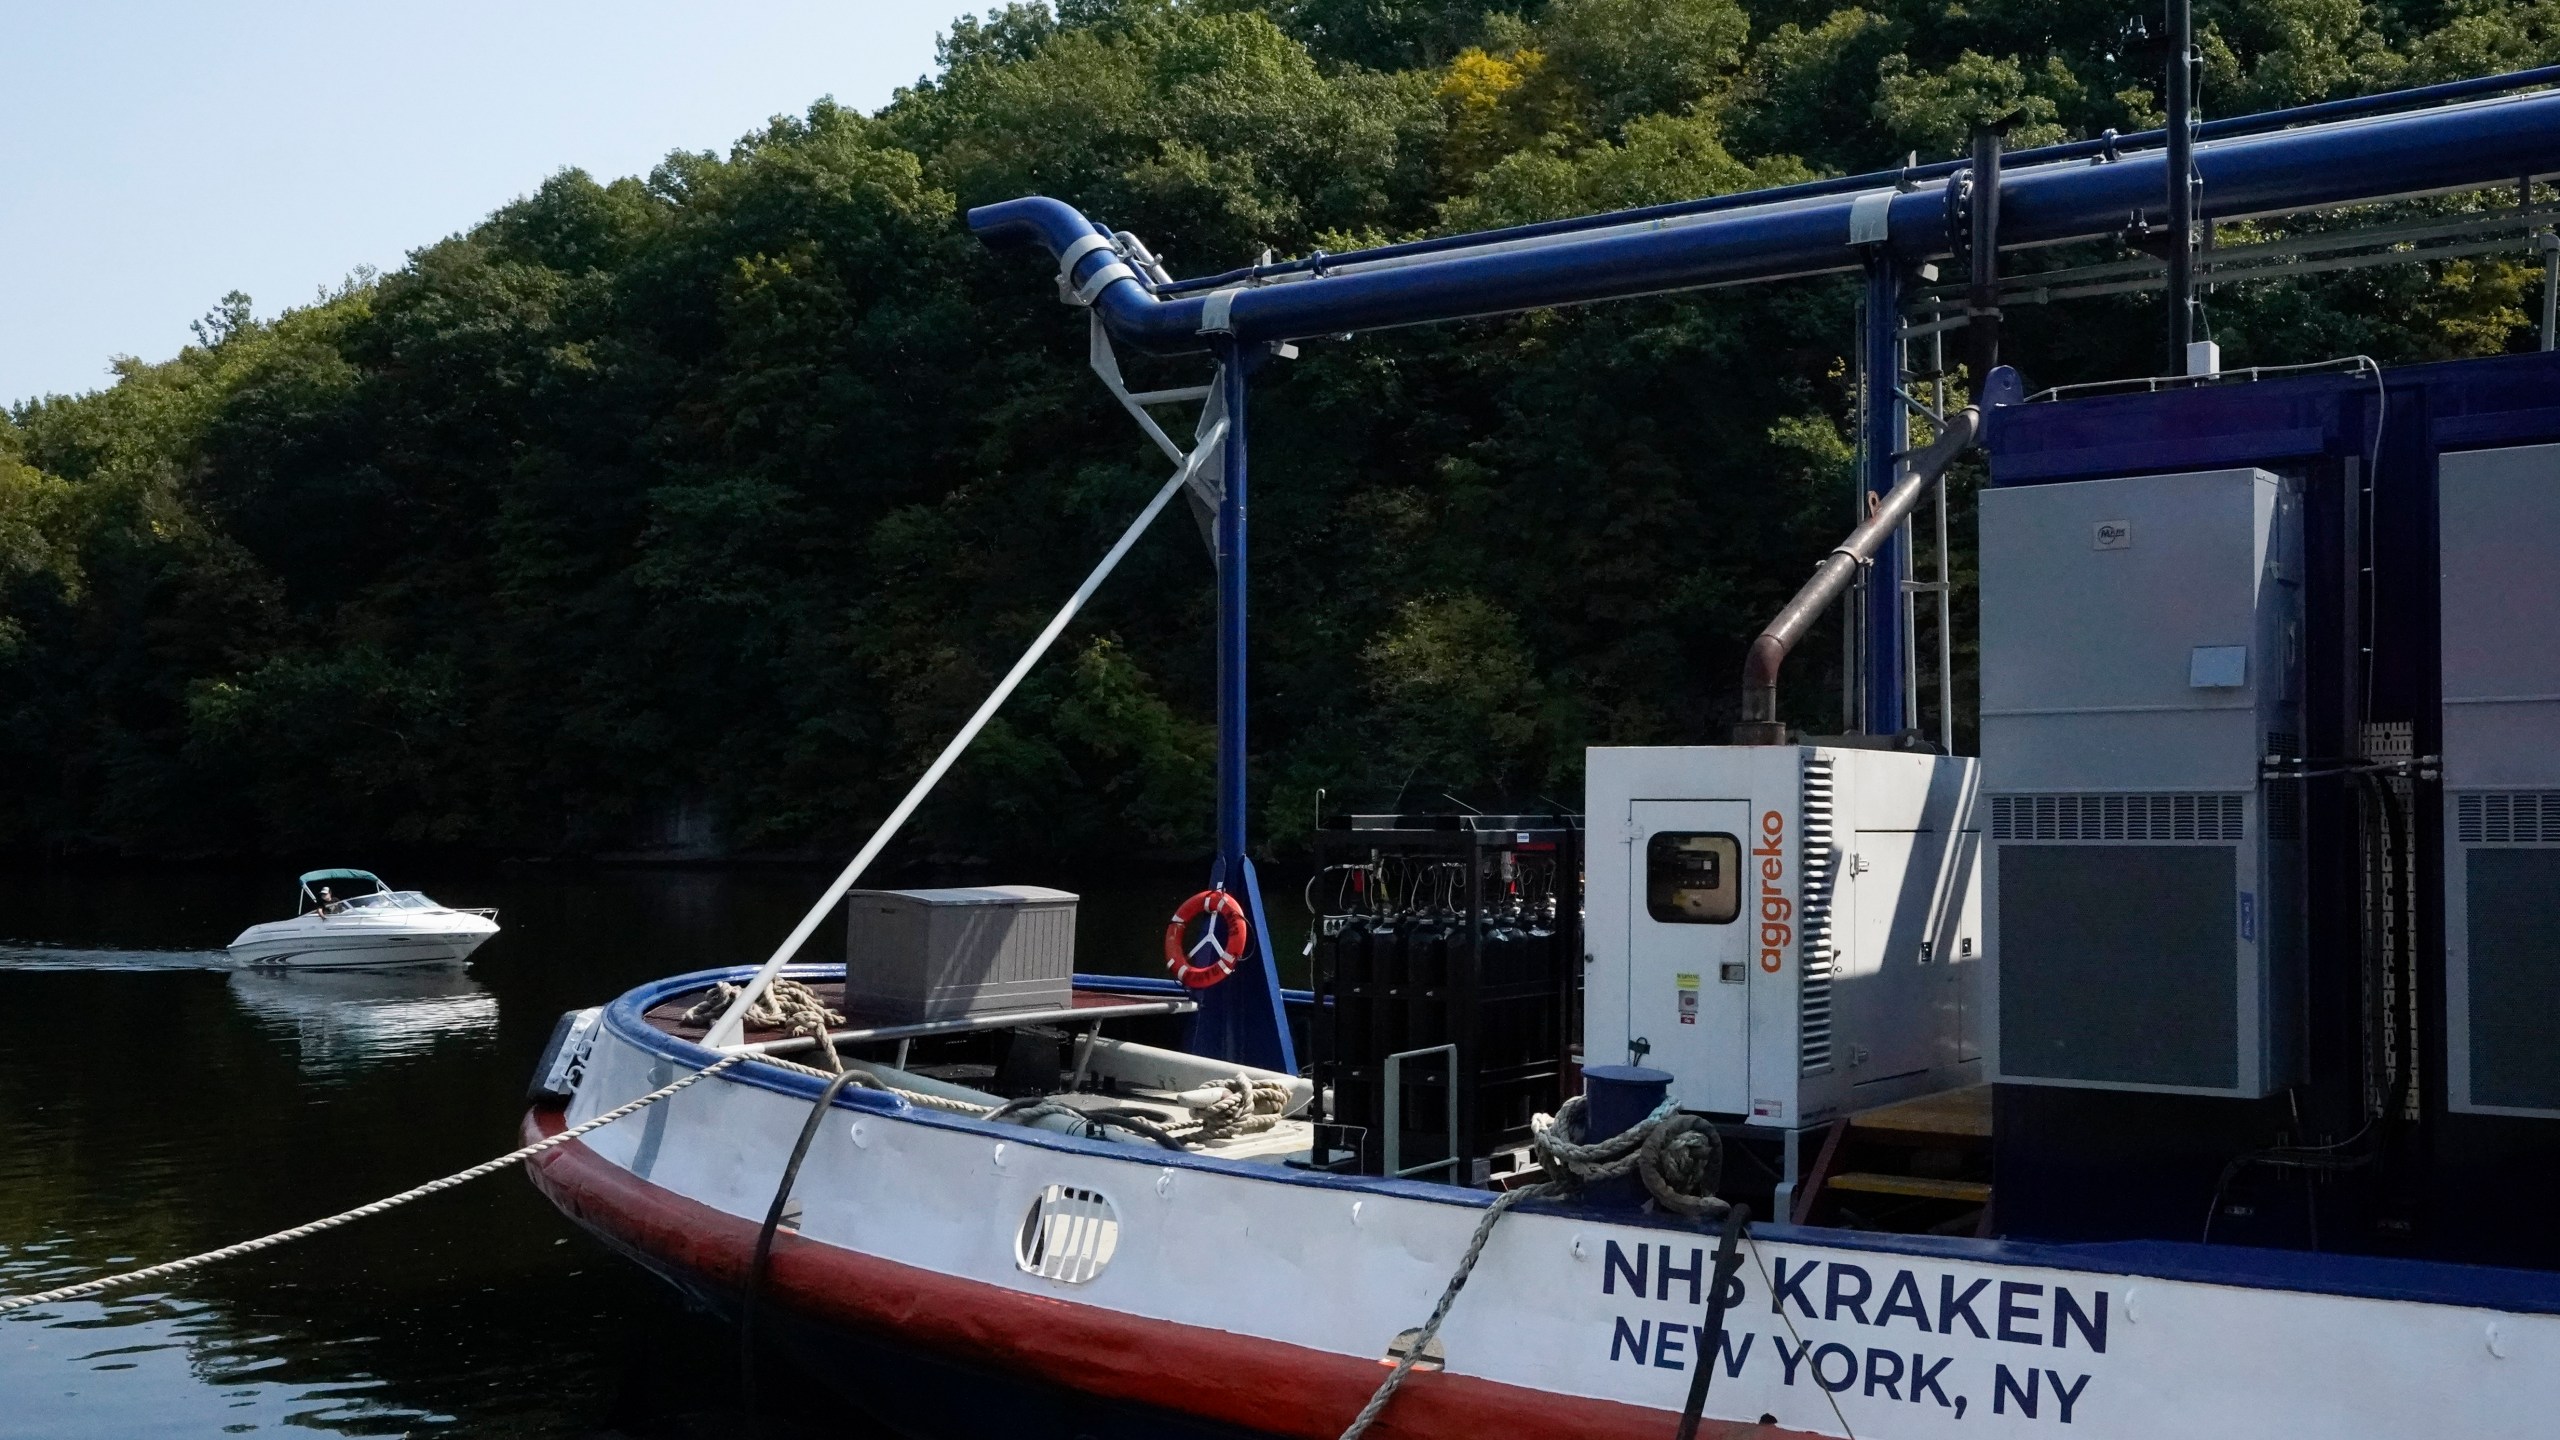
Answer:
[1849,1085,1993,1141]
[1825,1171,1992,1204]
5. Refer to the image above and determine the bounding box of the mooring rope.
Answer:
[0,1053,745,1316]
[744,1050,1003,1118]
[1747,1231,1859,1440]
[1338,1098,1728,1440]
[1338,1183,1538,1440]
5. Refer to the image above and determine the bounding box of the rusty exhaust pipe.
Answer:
[1733,406,1983,744]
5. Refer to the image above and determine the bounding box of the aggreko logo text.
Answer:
[1756,809,1790,973]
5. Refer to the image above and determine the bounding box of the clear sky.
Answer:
[2,2,977,407]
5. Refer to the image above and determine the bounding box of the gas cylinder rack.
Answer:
[1306,812,1582,1183]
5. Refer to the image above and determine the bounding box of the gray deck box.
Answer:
[843,886,1077,1022]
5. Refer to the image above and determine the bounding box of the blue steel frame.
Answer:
[972,73,2560,1063]
[1861,256,1909,736]
[1186,346,1297,1073]
[1146,66,2560,301]
[971,92,2560,356]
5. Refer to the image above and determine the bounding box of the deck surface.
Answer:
[1850,1084,1992,1141]
[644,982,1171,1045]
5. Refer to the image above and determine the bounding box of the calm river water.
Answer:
[0,862,1238,1438]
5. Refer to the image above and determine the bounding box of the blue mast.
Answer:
[1185,346,1296,1073]
[1861,255,1909,736]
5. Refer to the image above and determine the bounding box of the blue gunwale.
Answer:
[597,965,2560,1318]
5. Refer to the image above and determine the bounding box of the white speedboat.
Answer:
[226,869,499,969]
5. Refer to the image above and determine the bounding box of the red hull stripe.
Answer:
[523,1107,1814,1440]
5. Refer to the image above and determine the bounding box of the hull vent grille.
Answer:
[1015,1185,1119,1284]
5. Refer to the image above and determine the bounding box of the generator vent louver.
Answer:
[1990,793,2245,843]
[2456,792,2560,844]
[1798,755,1837,1076]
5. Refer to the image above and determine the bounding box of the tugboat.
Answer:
[525,62,2560,1440]
[227,869,499,969]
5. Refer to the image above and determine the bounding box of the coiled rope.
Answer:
[1530,1095,1726,1219]
[1183,1074,1294,1141]
[683,979,846,1072]
[0,1053,745,1316]
[1338,1096,1726,1440]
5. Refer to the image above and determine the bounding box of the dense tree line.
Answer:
[3,0,2550,860]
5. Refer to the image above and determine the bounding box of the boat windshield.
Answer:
[316,891,443,913]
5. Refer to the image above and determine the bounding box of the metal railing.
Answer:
[1381,1045,1460,1180]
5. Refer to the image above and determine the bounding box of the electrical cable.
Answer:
[2358,360,2387,726]
[1673,1204,1753,1440]
[2203,766,2418,1245]
[741,1065,878,1407]
[2363,772,2419,1126]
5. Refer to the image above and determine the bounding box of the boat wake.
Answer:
[0,944,234,972]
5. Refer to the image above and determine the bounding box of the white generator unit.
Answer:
[1584,745,1984,1128]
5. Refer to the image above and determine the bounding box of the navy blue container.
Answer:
[1577,1065,1673,1207]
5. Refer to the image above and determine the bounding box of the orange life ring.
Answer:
[1163,888,1250,989]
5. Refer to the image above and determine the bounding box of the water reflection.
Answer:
[5,1292,449,1437]
[0,861,1211,1438]
[226,964,499,1072]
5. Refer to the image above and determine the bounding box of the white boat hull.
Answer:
[226,915,496,969]
[528,969,2560,1440]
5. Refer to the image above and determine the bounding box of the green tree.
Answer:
[2,0,2544,862]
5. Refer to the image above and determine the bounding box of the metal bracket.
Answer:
[1198,288,1240,335]
[1088,312,1206,465]
[1086,313,1226,553]
[1849,190,1896,246]
[1056,233,1136,308]
[531,1007,603,1103]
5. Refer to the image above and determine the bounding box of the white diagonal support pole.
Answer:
[702,426,1224,1048]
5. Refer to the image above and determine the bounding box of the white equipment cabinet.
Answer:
[1978,466,2304,1098]
[2439,442,2560,1118]
[1583,745,1984,1129]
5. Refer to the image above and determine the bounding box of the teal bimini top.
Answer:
[299,869,384,889]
